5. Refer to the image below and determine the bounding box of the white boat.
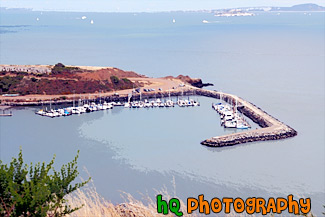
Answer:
[165,100,174,107]
[124,102,130,108]
[144,100,152,108]
[193,100,200,106]
[237,122,249,129]
[35,109,46,116]
[71,108,81,114]
[115,102,123,106]
[185,99,193,106]
[77,106,86,113]
[177,99,186,107]
[44,112,55,118]
[103,102,113,109]
[224,120,237,128]
[223,111,234,121]
[90,102,98,111]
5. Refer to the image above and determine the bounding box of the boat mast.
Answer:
[235,98,238,116]
[169,89,171,101]
[73,91,75,108]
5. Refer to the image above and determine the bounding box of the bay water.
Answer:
[0,10,324,215]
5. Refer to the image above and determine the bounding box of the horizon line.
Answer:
[1,3,324,13]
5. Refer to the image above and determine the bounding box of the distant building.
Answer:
[0,65,51,74]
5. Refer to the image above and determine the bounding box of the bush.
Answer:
[122,78,131,83]
[0,76,24,93]
[0,149,90,217]
[52,63,79,75]
[110,76,119,84]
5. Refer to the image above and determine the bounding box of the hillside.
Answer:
[0,63,145,95]
[270,3,325,11]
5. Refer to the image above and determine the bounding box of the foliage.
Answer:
[31,77,38,82]
[51,63,79,75]
[0,149,90,217]
[0,75,24,93]
[121,78,131,84]
[110,76,119,84]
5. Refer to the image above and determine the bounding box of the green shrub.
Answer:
[110,76,119,84]
[0,76,23,93]
[52,63,79,75]
[0,149,90,217]
[122,78,131,83]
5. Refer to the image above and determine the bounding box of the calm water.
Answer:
[0,10,324,215]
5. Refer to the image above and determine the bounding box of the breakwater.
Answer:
[193,89,297,147]
[1,87,297,147]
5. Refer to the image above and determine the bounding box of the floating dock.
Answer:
[0,113,12,117]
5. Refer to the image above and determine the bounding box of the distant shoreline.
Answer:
[1,3,324,13]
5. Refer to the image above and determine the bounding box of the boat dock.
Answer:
[0,113,12,117]
[0,106,12,117]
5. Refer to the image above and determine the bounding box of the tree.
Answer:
[0,149,90,217]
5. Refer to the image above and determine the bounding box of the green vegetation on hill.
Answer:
[0,75,24,94]
[51,63,80,75]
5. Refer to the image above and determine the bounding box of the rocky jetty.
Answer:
[194,89,297,147]
[165,75,213,88]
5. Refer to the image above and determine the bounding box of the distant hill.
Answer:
[270,3,325,11]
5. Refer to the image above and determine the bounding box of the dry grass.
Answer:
[65,180,317,217]
[65,180,175,217]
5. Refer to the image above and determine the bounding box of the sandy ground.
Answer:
[0,77,184,102]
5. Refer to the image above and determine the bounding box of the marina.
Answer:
[212,99,251,129]
[194,89,298,147]
[34,92,201,118]
[30,85,297,148]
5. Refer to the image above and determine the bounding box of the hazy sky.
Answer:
[0,0,324,12]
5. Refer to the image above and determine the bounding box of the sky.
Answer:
[0,0,324,12]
